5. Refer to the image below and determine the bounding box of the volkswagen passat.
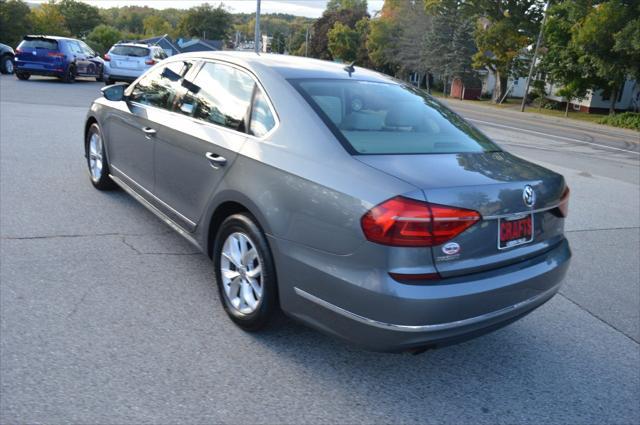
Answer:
[84,52,571,352]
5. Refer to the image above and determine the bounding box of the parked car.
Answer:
[103,42,167,85]
[85,52,571,352]
[14,35,103,82]
[0,43,15,74]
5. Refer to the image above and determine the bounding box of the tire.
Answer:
[96,70,103,82]
[104,78,113,85]
[63,65,75,83]
[85,123,116,190]
[213,213,278,331]
[16,71,30,80]
[0,55,14,74]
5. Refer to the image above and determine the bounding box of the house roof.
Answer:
[139,35,180,53]
[179,39,224,53]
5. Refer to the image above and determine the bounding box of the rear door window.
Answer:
[129,61,190,110]
[249,89,276,137]
[176,62,255,133]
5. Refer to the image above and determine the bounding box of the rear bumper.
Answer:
[104,64,144,81]
[273,237,571,352]
[15,61,65,76]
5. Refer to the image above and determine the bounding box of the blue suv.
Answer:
[15,35,104,83]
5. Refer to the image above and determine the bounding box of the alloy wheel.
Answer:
[88,132,103,182]
[220,232,264,315]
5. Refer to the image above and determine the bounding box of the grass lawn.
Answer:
[430,92,612,126]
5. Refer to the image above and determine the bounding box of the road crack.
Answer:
[558,292,639,344]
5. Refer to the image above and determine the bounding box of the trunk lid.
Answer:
[357,152,567,277]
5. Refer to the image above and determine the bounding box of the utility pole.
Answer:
[254,0,261,53]
[305,26,309,57]
[521,0,550,112]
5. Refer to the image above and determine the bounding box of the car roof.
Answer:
[172,51,393,83]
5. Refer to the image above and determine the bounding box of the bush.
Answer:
[598,112,640,131]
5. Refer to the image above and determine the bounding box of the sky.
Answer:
[29,0,385,18]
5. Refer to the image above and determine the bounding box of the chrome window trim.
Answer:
[294,284,560,333]
[124,57,280,142]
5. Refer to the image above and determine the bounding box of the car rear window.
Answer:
[19,38,58,50]
[290,79,500,155]
[110,45,149,57]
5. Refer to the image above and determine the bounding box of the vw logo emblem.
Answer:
[523,185,536,207]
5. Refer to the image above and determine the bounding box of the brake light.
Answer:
[16,48,22,53]
[47,52,65,58]
[361,197,481,247]
[103,54,111,61]
[145,58,156,65]
[557,186,570,217]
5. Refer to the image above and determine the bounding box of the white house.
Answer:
[545,78,639,113]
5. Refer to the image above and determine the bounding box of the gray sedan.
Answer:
[84,52,571,352]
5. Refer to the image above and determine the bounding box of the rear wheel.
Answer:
[16,71,30,80]
[63,65,75,83]
[86,123,116,190]
[0,55,14,74]
[213,214,278,331]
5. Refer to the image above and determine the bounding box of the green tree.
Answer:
[328,21,360,61]
[367,17,399,73]
[58,0,101,37]
[86,24,122,54]
[271,30,286,53]
[143,14,173,37]
[424,0,476,94]
[326,0,368,14]
[613,12,640,80]
[469,0,544,103]
[572,0,638,114]
[178,3,233,40]
[308,3,369,60]
[31,1,71,36]
[0,0,33,47]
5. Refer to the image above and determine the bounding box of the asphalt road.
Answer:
[1,74,639,425]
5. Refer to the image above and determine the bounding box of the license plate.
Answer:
[117,61,137,69]
[498,214,533,249]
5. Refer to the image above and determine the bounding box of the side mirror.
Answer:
[101,83,127,101]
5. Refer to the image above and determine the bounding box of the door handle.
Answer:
[205,152,227,167]
[141,127,156,138]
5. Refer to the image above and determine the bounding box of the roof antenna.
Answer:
[343,61,355,77]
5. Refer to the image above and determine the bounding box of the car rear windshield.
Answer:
[110,45,149,57]
[19,38,58,50]
[291,79,499,155]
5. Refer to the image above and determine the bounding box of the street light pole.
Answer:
[520,0,550,112]
[254,0,261,53]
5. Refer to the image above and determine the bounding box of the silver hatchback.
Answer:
[85,52,571,352]
[103,43,167,85]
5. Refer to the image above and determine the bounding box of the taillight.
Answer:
[557,186,570,217]
[103,54,111,61]
[361,196,481,247]
[145,58,156,65]
[16,48,22,53]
